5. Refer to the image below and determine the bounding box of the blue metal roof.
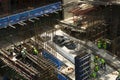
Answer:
[0,2,62,28]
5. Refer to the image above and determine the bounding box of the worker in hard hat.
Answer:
[33,47,38,55]
[103,41,107,50]
[97,39,102,49]
[93,63,100,79]
[100,58,106,70]
[94,63,99,73]
[94,56,100,64]
[90,64,99,79]
[116,70,120,80]
[21,47,27,61]
[91,71,97,79]
[94,56,98,61]
[31,46,38,55]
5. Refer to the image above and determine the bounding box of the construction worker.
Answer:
[100,58,106,70]
[33,47,38,55]
[97,39,102,49]
[21,47,27,60]
[103,41,107,50]
[91,71,97,78]
[116,70,120,80]
[94,56,100,64]
[31,46,38,55]
[94,63,99,73]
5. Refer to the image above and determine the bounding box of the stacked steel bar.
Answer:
[0,50,32,80]
[0,39,58,80]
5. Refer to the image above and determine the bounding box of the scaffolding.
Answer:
[0,38,58,80]
[62,0,120,58]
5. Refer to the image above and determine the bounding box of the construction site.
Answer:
[0,0,120,80]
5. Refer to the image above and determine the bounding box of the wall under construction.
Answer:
[62,1,120,58]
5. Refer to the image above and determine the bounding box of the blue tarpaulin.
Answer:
[42,50,69,80]
[20,11,29,21]
[0,17,8,27]
[42,50,62,69]
[0,2,61,28]
[9,14,20,25]
[57,73,68,80]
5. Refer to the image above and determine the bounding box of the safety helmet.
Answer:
[95,63,98,66]
[98,40,101,42]
[23,47,26,50]
[31,46,34,48]
[21,41,23,44]
[11,45,14,50]
[95,56,98,59]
